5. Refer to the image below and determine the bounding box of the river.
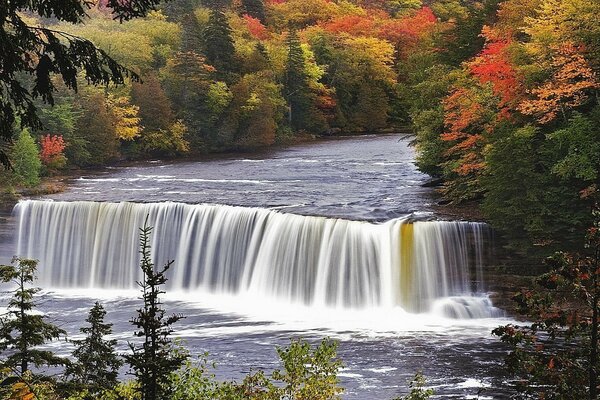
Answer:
[0,134,513,398]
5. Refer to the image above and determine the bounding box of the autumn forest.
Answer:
[1,0,600,398]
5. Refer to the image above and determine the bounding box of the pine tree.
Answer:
[201,0,231,10]
[10,129,41,187]
[284,29,312,132]
[0,258,66,377]
[66,302,122,398]
[242,0,266,23]
[125,219,187,400]
[203,10,236,76]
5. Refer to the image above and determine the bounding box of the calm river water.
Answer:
[0,135,513,398]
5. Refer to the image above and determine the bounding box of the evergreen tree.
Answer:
[242,0,266,23]
[203,10,236,77]
[180,14,204,54]
[201,0,231,10]
[125,219,187,400]
[10,129,41,187]
[66,302,122,398]
[0,258,66,377]
[284,29,313,132]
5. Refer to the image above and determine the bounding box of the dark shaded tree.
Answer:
[203,10,236,77]
[132,74,175,132]
[0,258,66,377]
[65,302,122,399]
[493,199,600,398]
[284,29,313,132]
[242,0,266,23]
[74,90,119,166]
[201,0,232,10]
[0,0,166,167]
[125,219,187,400]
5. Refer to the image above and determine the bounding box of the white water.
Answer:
[15,200,500,318]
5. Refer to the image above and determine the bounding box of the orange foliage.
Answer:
[9,382,34,400]
[39,134,66,165]
[377,7,437,56]
[243,14,270,40]
[441,87,491,176]
[518,42,599,124]
[322,14,375,36]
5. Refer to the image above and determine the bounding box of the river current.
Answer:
[0,135,513,398]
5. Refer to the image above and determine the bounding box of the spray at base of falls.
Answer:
[14,200,503,319]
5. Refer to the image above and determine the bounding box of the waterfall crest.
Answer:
[14,200,499,317]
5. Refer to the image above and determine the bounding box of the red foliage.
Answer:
[441,87,488,176]
[243,14,270,40]
[468,29,521,110]
[39,134,66,166]
[377,7,437,57]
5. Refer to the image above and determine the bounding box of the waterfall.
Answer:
[14,200,500,317]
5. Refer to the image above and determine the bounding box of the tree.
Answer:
[37,98,87,168]
[0,0,165,167]
[0,258,66,378]
[39,133,67,172]
[65,302,122,399]
[493,199,600,398]
[74,89,120,166]
[242,0,266,23]
[518,43,599,125]
[203,10,236,76]
[125,219,187,400]
[109,96,142,141]
[10,129,41,187]
[272,339,343,400]
[284,29,313,132]
[395,372,434,400]
[131,74,175,132]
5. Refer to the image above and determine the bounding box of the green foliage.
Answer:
[0,258,66,376]
[0,0,161,167]
[272,338,343,400]
[395,372,434,400]
[482,123,592,254]
[284,29,326,133]
[168,338,343,400]
[73,90,120,167]
[203,10,237,76]
[125,219,187,400]
[242,0,267,23]
[65,302,123,399]
[140,121,190,156]
[38,98,89,168]
[549,109,600,182]
[493,205,600,398]
[10,129,41,187]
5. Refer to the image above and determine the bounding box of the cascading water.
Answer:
[14,200,501,318]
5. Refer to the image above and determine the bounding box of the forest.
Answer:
[2,0,599,256]
[1,0,600,398]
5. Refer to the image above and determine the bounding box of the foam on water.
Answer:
[14,200,502,324]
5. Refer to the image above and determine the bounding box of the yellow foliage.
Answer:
[109,96,142,141]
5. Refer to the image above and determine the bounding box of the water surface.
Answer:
[0,134,513,398]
